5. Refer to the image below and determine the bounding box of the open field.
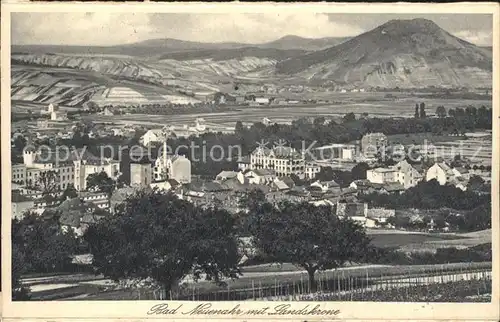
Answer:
[23,261,491,301]
[367,228,491,251]
[77,95,492,130]
[387,133,466,145]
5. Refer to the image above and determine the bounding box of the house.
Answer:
[150,179,180,191]
[102,107,113,116]
[220,178,250,192]
[55,198,102,236]
[366,208,395,228]
[244,169,276,185]
[78,191,109,209]
[310,180,340,193]
[216,170,239,182]
[450,176,469,191]
[392,160,424,189]
[349,180,383,193]
[310,199,335,207]
[336,202,368,224]
[305,163,321,180]
[366,167,396,184]
[140,129,167,146]
[262,117,272,126]
[281,176,296,189]
[380,183,405,194]
[255,97,270,105]
[110,128,124,136]
[426,162,466,187]
[452,167,470,179]
[11,192,35,220]
[237,156,251,172]
[271,178,292,191]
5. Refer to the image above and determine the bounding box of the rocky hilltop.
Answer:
[275,19,492,88]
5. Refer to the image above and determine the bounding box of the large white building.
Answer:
[426,162,468,190]
[16,147,121,192]
[250,145,306,179]
[366,160,423,189]
[305,163,321,180]
[21,148,75,191]
[393,160,423,189]
[130,163,153,188]
[73,154,121,191]
[154,142,192,184]
[366,167,396,184]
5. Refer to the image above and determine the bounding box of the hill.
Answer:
[275,18,492,88]
[159,47,306,61]
[12,35,348,58]
[257,35,349,51]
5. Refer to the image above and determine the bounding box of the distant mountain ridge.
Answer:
[275,18,492,88]
[12,35,349,57]
[11,19,492,89]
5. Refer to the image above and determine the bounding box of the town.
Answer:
[10,98,493,301]
[12,103,492,228]
[8,13,493,304]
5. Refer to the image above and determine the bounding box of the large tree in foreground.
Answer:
[251,202,370,292]
[12,211,78,274]
[84,190,241,295]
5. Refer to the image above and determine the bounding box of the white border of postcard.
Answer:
[1,2,500,321]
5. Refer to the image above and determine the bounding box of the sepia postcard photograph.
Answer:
[1,2,499,321]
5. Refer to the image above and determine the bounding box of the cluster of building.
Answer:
[139,119,207,146]
[11,102,492,238]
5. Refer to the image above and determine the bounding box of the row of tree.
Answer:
[13,189,373,299]
[358,179,490,211]
[386,202,491,233]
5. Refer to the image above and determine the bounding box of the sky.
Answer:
[11,13,493,46]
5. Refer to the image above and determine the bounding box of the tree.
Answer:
[35,170,60,203]
[315,166,335,181]
[60,184,78,201]
[351,162,370,180]
[12,243,31,300]
[13,135,27,151]
[235,121,244,134]
[237,188,274,235]
[84,190,241,295]
[467,175,486,192]
[436,105,447,118]
[419,102,426,118]
[414,103,420,118]
[86,171,116,195]
[12,211,78,274]
[342,112,356,123]
[252,202,371,292]
[238,188,266,213]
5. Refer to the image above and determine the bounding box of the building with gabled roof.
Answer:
[140,129,168,146]
[250,145,305,178]
[426,162,468,189]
